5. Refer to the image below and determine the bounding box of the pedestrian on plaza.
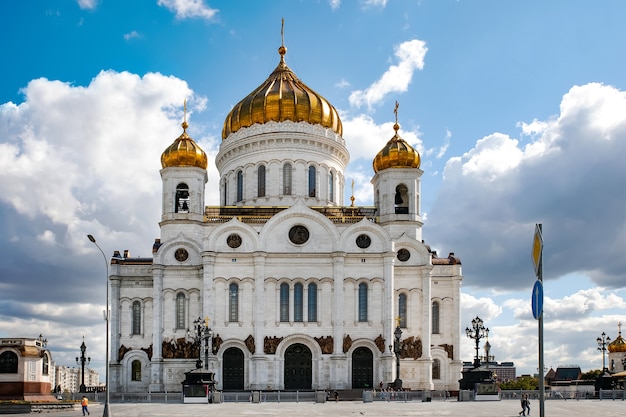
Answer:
[523,394,531,415]
[81,396,90,416]
[518,394,529,416]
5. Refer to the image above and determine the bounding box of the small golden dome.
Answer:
[372,122,420,173]
[222,43,342,139]
[161,119,208,170]
[608,334,626,353]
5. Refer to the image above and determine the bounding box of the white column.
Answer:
[150,266,164,392]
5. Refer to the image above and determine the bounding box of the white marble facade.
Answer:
[108,45,463,394]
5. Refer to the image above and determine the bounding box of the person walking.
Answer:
[81,396,90,416]
[523,394,531,415]
[518,394,530,416]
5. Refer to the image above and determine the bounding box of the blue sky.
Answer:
[2,0,626,380]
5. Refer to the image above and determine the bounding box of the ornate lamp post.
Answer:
[466,316,489,368]
[76,337,91,393]
[393,323,403,389]
[597,331,611,371]
[192,317,212,370]
[87,234,111,417]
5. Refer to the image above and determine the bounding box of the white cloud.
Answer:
[329,0,341,10]
[349,39,427,109]
[77,0,98,10]
[0,70,207,257]
[124,30,141,41]
[427,83,626,290]
[157,0,219,20]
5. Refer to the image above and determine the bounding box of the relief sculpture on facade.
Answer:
[342,335,352,353]
[314,335,333,354]
[264,336,283,354]
[245,335,255,354]
[162,338,198,359]
[400,336,422,360]
[212,334,223,355]
[439,343,453,359]
[374,334,386,353]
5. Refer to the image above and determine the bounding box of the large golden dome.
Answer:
[161,119,208,169]
[373,121,421,173]
[221,44,342,139]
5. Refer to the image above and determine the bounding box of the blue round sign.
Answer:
[531,280,543,320]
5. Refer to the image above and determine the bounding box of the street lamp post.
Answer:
[87,234,111,417]
[192,317,212,370]
[597,331,611,372]
[76,337,91,393]
[465,316,489,369]
[393,325,402,389]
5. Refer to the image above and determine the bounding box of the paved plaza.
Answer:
[16,400,626,417]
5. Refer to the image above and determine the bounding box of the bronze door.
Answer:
[284,343,312,390]
[222,347,244,390]
[352,346,373,388]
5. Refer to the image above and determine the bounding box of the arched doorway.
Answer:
[222,347,244,390]
[352,347,373,388]
[284,343,312,390]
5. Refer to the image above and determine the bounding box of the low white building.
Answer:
[107,35,463,393]
[0,337,54,400]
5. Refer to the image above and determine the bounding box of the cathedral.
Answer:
[108,36,463,393]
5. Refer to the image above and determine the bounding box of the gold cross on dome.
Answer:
[394,101,399,124]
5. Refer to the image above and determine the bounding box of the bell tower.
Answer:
[160,101,208,222]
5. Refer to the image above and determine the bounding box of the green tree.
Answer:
[580,369,602,380]
[500,376,539,390]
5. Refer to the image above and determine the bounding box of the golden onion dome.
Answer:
[161,118,208,170]
[221,42,342,139]
[608,333,626,353]
[373,116,421,173]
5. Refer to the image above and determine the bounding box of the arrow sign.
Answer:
[532,280,543,320]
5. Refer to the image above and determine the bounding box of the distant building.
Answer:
[553,365,582,382]
[462,361,516,382]
[607,324,626,373]
[0,337,55,400]
[55,366,100,393]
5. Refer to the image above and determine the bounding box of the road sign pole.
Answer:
[536,224,545,417]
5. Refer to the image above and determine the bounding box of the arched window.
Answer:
[358,283,368,322]
[132,301,141,335]
[328,171,334,202]
[294,283,303,322]
[280,283,289,322]
[308,165,316,197]
[257,165,266,197]
[432,301,440,334]
[398,293,407,328]
[229,283,239,322]
[307,283,317,322]
[283,163,292,195]
[176,293,186,329]
[42,353,49,375]
[175,183,189,213]
[236,170,243,202]
[223,179,228,205]
[132,360,141,381]
[432,359,441,379]
[0,351,18,373]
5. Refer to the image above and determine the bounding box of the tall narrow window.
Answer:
[132,360,141,381]
[283,163,292,195]
[294,283,303,322]
[358,283,368,322]
[432,301,440,334]
[176,293,186,329]
[132,301,141,335]
[236,170,243,202]
[223,179,228,205]
[257,165,266,197]
[229,283,239,322]
[307,283,317,322]
[42,354,49,375]
[328,171,334,202]
[398,293,407,328]
[432,359,441,379]
[280,283,289,322]
[308,165,316,197]
[175,183,189,213]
